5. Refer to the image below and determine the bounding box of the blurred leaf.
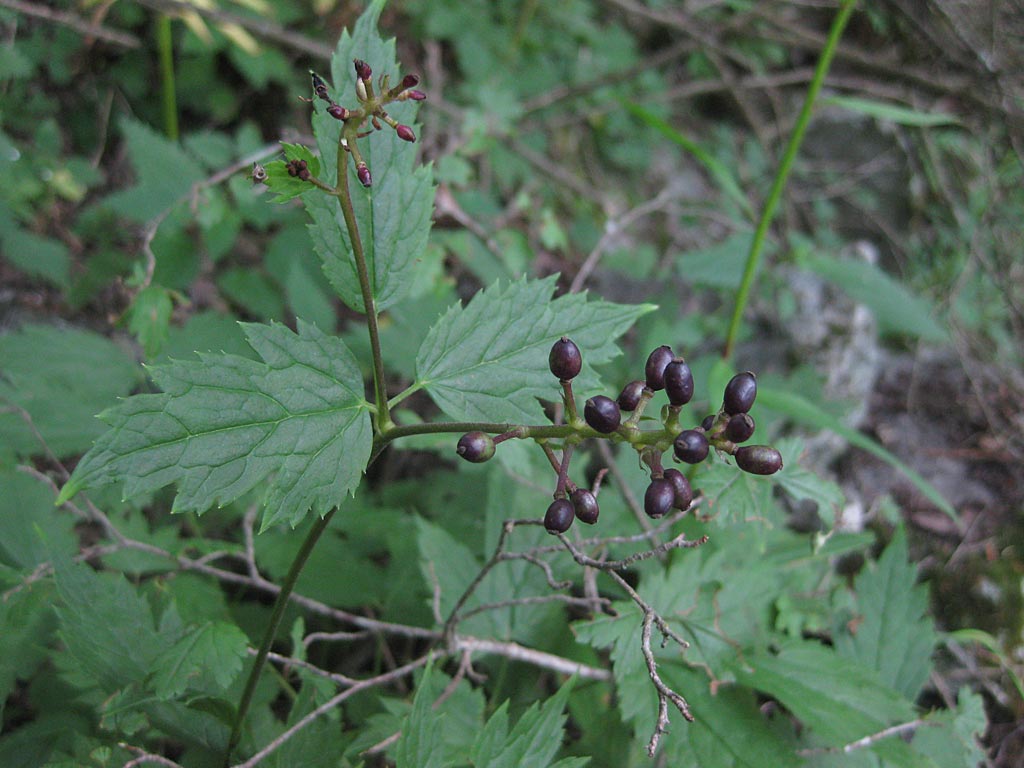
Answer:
[0,468,76,570]
[394,665,446,768]
[58,322,372,529]
[675,232,753,289]
[218,267,286,320]
[0,223,70,290]
[626,103,755,220]
[911,689,986,768]
[757,385,958,522]
[415,276,654,423]
[833,526,938,700]
[103,118,204,222]
[0,324,142,458]
[799,255,947,342]
[822,95,961,127]
[126,284,174,358]
[730,642,915,746]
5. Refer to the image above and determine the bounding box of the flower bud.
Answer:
[353,59,372,81]
[326,104,350,120]
[401,73,420,89]
[396,124,416,143]
[356,163,372,187]
[310,71,331,101]
[406,89,427,101]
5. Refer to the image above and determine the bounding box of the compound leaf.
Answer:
[304,0,434,313]
[833,525,938,700]
[415,276,654,423]
[58,321,372,529]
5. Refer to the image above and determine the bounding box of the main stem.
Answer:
[335,133,392,431]
[224,509,336,766]
[723,0,857,360]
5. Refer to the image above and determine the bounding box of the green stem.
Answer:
[335,132,391,431]
[723,0,857,360]
[156,15,178,141]
[223,508,336,766]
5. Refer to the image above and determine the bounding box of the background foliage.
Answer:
[2,1,1022,766]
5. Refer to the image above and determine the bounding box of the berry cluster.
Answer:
[285,158,311,181]
[307,64,425,188]
[456,338,783,535]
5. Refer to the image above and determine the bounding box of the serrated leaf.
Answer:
[822,95,961,127]
[58,321,373,529]
[151,621,248,699]
[103,118,204,222]
[834,526,938,700]
[730,642,915,746]
[415,276,654,423]
[470,678,579,767]
[304,0,434,312]
[773,437,845,526]
[0,324,142,458]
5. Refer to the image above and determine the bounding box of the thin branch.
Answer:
[120,743,185,768]
[797,719,932,756]
[641,611,694,756]
[2,0,141,48]
[455,637,610,681]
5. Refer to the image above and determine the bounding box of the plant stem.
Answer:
[156,14,178,141]
[723,0,857,360]
[224,508,336,766]
[335,134,392,431]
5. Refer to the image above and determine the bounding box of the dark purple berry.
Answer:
[617,380,645,411]
[664,358,694,406]
[544,498,575,534]
[700,414,716,432]
[663,468,693,511]
[644,345,674,391]
[401,73,420,89]
[674,429,709,464]
[549,337,582,381]
[456,431,495,463]
[644,478,676,519]
[584,396,621,433]
[353,59,372,81]
[723,371,757,415]
[571,488,599,525]
[396,124,416,143]
[356,163,372,187]
[735,445,783,475]
[724,413,755,443]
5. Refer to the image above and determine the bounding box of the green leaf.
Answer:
[58,321,373,529]
[821,95,961,127]
[126,284,174,359]
[394,666,446,768]
[470,678,581,767]
[729,642,915,746]
[0,469,77,571]
[150,621,249,699]
[911,689,986,768]
[414,276,654,423]
[833,526,938,700]
[52,556,165,692]
[799,255,947,342]
[675,232,753,289]
[773,437,845,526]
[102,118,204,222]
[0,224,70,290]
[757,385,958,523]
[0,324,142,458]
[263,143,322,204]
[304,0,435,313]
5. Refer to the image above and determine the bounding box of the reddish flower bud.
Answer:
[353,59,372,81]
[401,73,420,89]
[407,89,427,101]
[298,168,311,181]
[396,124,416,143]
[326,104,349,120]
[356,162,372,187]
[310,71,330,101]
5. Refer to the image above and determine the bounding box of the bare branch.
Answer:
[641,611,694,757]
[455,636,610,681]
[2,0,141,48]
[120,743,185,768]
